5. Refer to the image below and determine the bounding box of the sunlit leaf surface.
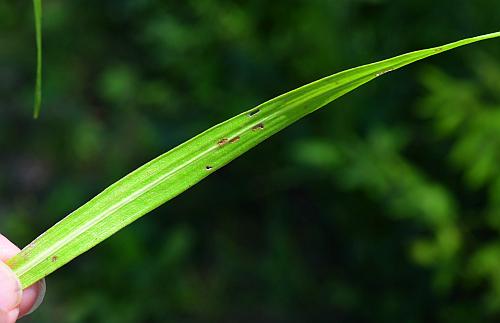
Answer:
[8,31,500,288]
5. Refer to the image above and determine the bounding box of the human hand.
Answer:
[0,234,46,323]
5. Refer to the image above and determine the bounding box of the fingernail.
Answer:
[19,279,46,318]
[0,262,22,312]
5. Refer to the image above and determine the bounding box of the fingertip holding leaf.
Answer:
[9,32,500,288]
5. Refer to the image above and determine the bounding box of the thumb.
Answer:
[0,262,22,323]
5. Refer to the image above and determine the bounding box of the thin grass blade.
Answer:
[8,32,500,288]
[33,0,42,119]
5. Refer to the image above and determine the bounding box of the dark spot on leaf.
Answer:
[217,138,229,146]
[229,136,240,143]
[248,109,260,117]
[206,165,213,170]
[51,256,58,262]
[252,123,265,131]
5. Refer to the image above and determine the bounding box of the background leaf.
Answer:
[33,0,42,119]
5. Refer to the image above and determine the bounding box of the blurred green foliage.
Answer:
[1,0,500,322]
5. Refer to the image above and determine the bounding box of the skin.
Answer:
[0,234,45,323]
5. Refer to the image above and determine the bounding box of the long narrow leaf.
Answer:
[33,0,42,119]
[8,32,500,288]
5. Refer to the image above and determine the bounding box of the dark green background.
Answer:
[1,1,500,322]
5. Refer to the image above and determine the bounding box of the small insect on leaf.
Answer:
[252,123,265,131]
[229,136,241,143]
[217,138,229,146]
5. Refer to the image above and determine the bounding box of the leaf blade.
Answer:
[9,32,500,287]
[33,0,43,119]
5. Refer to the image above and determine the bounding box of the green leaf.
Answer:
[33,0,42,119]
[8,32,500,288]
